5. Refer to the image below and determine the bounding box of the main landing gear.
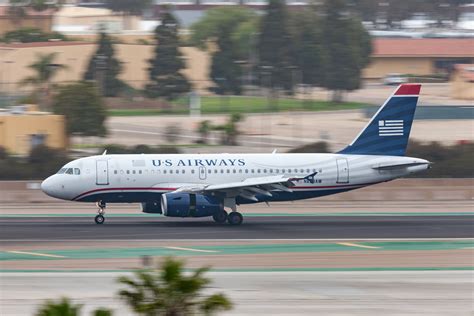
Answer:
[95,201,106,224]
[213,198,244,226]
[212,210,243,226]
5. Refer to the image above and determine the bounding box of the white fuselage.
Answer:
[41,153,429,203]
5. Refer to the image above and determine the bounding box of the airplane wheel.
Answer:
[213,210,228,224]
[227,212,243,226]
[95,214,105,225]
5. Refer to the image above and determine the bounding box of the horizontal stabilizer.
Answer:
[372,161,430,170]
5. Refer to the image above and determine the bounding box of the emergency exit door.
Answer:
[96,160,109,185]
[336,158,349,183]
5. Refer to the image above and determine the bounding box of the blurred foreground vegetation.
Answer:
[0,141,471,180]
[34,257,232,316]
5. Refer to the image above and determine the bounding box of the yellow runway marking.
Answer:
[165,246,219,253]
[338,242,381,249]
[8,250,66,258]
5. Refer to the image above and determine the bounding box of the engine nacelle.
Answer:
[141,201,162,214]
[161,193,222,218]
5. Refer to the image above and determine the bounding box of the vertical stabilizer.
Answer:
[339,84,421,156]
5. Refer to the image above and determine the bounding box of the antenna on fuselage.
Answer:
[102,150,107,155]
[272,149,277,154]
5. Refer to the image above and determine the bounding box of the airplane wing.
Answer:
[172,172,317,202]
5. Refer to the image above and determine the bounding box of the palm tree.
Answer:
[35,297,113,316]
[118,257,232,316]
[21,52,67,110]
[35,297,82,316]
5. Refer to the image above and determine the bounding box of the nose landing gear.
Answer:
[95,201,106,224]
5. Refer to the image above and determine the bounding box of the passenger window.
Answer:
[139,170,142,174]
[251,169,254,173]
[170,170,173,174]
[126,170,130,174]
[114,170,117,174]
[245,169,248,173]
[191,170,195,174]
[276,169,279,173]
[257,169,261,173]
[226,169,230,173]
[214,169,218,174]
[263,169,267,173]
[221,170,224,173]
[239,169,242,173]
[132,170,136,174]
[300,169,304,173]
[164,170,167,174]
[208,169,212,174]
[306,169,310,173]
[233,169,236,173]
[182,170,185,174]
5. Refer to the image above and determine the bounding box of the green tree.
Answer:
[52,82,107,137]
[190,7,258,94]
[35,297,112,316]
[83,32,124,97]
[35,297,81,316]
[288,9,325,90]
[146,11,191,101]
[320,0,372,102]
[21,52,67,110]
[118,257,232,316]
[257,0,292,92]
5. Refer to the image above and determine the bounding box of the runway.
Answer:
[1,215,473,240]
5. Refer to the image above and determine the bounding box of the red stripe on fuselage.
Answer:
[72,182,382,201]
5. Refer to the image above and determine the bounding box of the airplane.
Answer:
[41,84,430,225]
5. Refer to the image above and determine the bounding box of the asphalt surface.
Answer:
[1,215,473,240]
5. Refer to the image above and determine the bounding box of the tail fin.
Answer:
[339,84,421,156]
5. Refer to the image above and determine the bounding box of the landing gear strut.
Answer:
[95,201,106,224]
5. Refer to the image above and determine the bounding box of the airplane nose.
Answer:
[41,176,55,197]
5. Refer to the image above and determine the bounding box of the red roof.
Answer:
[0,42,91,48]
[373,38,474,58]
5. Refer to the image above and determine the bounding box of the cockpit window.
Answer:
[65,168,74,175]
[74,168,80,175]
[57,168,66,174]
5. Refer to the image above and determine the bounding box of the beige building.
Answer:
[2,38,473,96]
[0,7,54,35]
[53,6,141,32]
[0,41,211,94]
[451,64,474,100]
[364,38,474,79]
[0,110,67,156]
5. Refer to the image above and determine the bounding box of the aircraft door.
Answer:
[96,160,109,185]
[199,166,207,180]
[336,158,349,183]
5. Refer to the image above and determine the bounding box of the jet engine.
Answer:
[161,193,222,217]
